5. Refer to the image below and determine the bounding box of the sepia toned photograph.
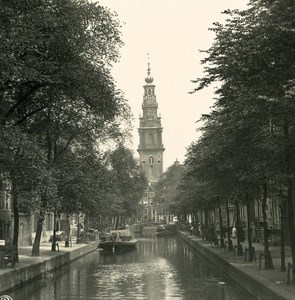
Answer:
[0,0,295,299]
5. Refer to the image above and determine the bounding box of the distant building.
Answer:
[137,63,165,222]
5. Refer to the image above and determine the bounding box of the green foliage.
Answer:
[0,0,135,253]
[0,0,130,139]
[180,0,295,213]
[154,161,184,215]
[55,143,147,219]
[56,144,103,216]
[104,144,147,217]
[0,126,57,212]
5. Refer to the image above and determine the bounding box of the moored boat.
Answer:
[99,229,137,252]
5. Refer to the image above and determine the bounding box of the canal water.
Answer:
[11,237,251,300]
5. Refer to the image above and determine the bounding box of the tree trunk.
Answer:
[262,182,274,269]
[246,193,254,262]
[212,204,216,227]
[285,117,295,278]
[200,211,204,240]
[11,177,19,263]
[195,212,200,237]
[31,210,45,256]
[114,216,118,230]
[65,213,70,247]
[280,204,286,272]
[287,179,295,280]
[226,201,233,251]
[204,209,209,241]
[77,213,80,243]
[236,201,243,256]
[51,210,58,251]
[218,204,224,248]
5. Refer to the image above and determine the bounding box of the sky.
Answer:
[98,0,249,171]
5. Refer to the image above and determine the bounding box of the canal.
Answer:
[11,237,252,300]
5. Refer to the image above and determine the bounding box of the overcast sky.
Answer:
[98,0,249,171]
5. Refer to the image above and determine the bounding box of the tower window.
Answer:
[149,156,154,164]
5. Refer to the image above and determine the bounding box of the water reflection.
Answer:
[11,237,251,300]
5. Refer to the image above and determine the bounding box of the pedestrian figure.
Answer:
[209,225,216,244]
[190,225,194,235]
[232,225,237,239]
[238,226,245,243]
[196,222,200,237]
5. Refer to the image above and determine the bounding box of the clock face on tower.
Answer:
[147,113,153,120]
[147,109,154,120]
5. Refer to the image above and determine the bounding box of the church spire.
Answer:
[145,54,153,84]
[137,60,164,222]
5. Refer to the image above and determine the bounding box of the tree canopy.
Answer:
[0,0,144,255]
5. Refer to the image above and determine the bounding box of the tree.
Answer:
[0,0,132,256]
[154,161,184,222]
[190,0,295,268]
[0,0,125,125]
[105,144,147,228]
[0,127,56,259]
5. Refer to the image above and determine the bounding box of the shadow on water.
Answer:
[10,236,253,300]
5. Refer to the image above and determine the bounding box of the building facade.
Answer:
[137,63,164,222]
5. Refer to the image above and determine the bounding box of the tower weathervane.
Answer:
[147,53,151,75]
[145,52,153,83]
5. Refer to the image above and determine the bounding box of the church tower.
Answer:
[138,63,164,222]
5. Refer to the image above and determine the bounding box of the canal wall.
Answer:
[178,231,285,300]
[0,241,99,293]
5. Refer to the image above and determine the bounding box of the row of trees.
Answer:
[0,1,146,258]
[155,0,295,271]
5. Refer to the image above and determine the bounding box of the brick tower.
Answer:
[138,63,164,222]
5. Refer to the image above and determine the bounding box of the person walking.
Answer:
[232,225,237,247]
